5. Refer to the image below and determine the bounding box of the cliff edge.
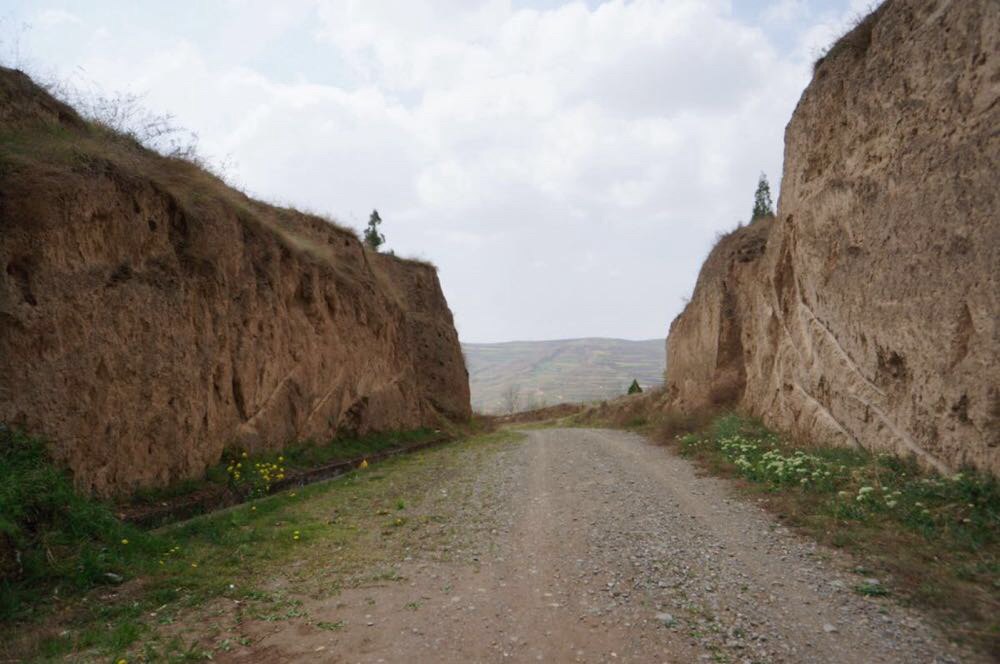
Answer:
[0,68,471,496]
[664,0,999,474]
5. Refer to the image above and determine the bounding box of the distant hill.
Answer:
[462,338,665,414]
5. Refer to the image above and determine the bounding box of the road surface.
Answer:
[228,428,968,663]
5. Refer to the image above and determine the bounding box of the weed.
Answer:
[225,453,287,498]
[855,581,889,597]
[316,620,345,631]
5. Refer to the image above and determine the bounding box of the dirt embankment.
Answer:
[665,0,999,473]
[0,68,470,496]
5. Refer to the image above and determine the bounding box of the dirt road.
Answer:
[230,428,969,663]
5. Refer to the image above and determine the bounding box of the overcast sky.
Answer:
[2,0,871,342]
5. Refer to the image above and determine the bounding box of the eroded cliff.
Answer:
[665,0,999,474]
[0,68,471,495]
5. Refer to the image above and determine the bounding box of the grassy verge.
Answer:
[1,425,519,662]
[124,427,445,519]
[0,425,162,623]
[658,412,999,655]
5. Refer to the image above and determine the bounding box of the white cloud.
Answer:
[10,0,858,342]
[35,9,82,27]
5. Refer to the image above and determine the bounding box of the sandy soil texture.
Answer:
[222,429,972,663]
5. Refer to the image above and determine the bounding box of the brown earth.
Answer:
[180,428,973,663]
[664,0,1000,474]
[0,68,470,496]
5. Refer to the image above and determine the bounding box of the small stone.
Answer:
[655,612,676,627]
[823,623,838,633]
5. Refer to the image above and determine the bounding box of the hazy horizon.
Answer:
[462,335,664,345]
[2,0,872,342]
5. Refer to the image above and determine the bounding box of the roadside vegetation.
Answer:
[646,411,999,655]
[0,423,519,662]
[126,427,445,521]
[0,425,159,624]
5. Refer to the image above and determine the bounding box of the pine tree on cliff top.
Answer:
[364,209,385,251]
[627,379,643,395]
[751,172,774,221]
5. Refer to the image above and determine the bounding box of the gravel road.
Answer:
[238,428,974,663]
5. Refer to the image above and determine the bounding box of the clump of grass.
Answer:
[0,425,162,621]
[855,581,888,597]
[671,413,999,654]
[813,2,886,73]
[224,452,287,498]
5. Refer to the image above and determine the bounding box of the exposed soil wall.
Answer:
[664,0,999,473]
[0,68,471,496]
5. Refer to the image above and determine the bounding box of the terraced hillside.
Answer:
[463,338,664,413]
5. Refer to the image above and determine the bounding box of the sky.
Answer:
[1,0,873,342]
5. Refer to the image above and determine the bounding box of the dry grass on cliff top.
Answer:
[0,67,442,279]
[813,1,887,73]
[0,115,353,266]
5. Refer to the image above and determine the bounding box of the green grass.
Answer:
[122,428,442,515]
[279,428,439,470]
[0,425,165,623]
[1,428,520,662]
[667,413,999,655]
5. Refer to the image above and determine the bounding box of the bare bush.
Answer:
[45,78,200,159]
[501,384,521,415]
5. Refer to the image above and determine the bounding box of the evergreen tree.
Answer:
[627,379,643,395]
[751,172,774,221]
[363,209,385,251]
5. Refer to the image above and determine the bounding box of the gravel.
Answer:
[232,428,978,663]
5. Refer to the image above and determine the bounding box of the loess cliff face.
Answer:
[0,68,470,496]
[665,0,999,474]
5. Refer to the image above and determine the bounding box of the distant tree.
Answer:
[751,172,774,221]
[627,379,643,395]
[363,209,385,251]
[501,384,521,414]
